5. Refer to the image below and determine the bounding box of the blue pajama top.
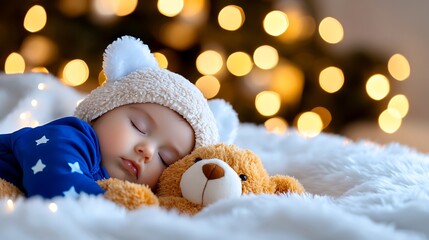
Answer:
[0,116,109,198]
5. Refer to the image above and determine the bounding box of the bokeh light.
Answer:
[263,10,289,36]
[378,109,402,134]
[318,17,343,44]
[20,35,58,66]
[24,5,47,33]
[264,117,288,134]
[195,75,221,99]
[255,91,281,116]
[269,62,304,105]
[388,53,410,81]
[319,66,344,93]
[218,5,245,31]
[160,21,198,50]
[312,106,332,129]
[5,52,26,74]
[297,111,323,137]
[158,0,184,17]
[153,52,168,69]
[61,59,89,86]
[366,74,390,100]
[387,94,409,118]
[253,45,279,70]
[226,52,253,76]
[196,50,223,75]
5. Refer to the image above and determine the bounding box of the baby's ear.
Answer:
[208,99,239,144]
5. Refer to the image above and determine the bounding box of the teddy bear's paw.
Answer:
[0,179,24,199]
[159,196,202,215]
[97,178,159,210]
[270,175,305,195]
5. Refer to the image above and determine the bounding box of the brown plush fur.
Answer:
[157,143,305,215]
[0,179,23,199]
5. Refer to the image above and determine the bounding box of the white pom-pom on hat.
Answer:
[103,36,158,81]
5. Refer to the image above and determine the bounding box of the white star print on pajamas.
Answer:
[31,159,46,174]
[35,135,49,145]
[68,162,83,174]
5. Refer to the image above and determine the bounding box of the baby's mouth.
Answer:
[121,158,140,180]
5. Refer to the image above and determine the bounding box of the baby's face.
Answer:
[91,103,195,190]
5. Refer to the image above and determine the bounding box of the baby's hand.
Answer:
[97,178,159,210]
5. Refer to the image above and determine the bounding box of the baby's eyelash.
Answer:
[131,121,145,134]
[158,153,168,167]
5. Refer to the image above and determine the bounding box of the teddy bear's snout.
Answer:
[180,158,242,206]
[202,163,225,180]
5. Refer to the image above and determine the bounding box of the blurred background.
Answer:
[0,0,427,152]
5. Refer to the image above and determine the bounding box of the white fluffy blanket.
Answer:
[1,73,429,240]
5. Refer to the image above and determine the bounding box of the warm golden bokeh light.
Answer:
[319,66,344,93]
[180,0,207,21]
[24,5,47,33]
[388,94,409,118]
[378,109,402,134]
[226,52,253,76]
[195,75,221,99]
[297,111,323,138]
[218,5,245,31]
[264,117,288,134]
[388,53,411,81]
[98,70,107,86]
[196,50,223,75]
[20,35,58,66]
[153,52,168,69]
[279,9,316,43]
[31,67,49,73]
[160,21,198,50]
[115,0,138,16]
[269,62,304,105]
[312,106,332,129]
[61,59,89,86]
[58,0,88,17]
[255,91,281,117]
[318,17,344,44]
[5,52,26,74]
[263,10,289,36]
[253,45,279,70]
[366,74,390,100]
[158,0,184,17]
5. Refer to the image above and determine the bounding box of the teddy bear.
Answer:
[0,143,304,214]
[156,143,305,215]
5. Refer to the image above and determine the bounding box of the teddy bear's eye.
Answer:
[194,157,202,163]
[239,174,247,181]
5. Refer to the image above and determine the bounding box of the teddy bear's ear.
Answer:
[208,99,239,144]
[270,175,305,195]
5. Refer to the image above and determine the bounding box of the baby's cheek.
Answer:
[140,162,165,188]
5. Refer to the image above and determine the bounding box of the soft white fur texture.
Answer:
[1,73,429,240]
[103,36,158,81]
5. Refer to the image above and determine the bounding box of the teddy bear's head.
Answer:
[156,143,304,214]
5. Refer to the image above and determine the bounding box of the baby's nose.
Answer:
[135,142,155,163]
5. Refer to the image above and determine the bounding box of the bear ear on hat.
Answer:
[103,35,159,81]
[208,99,239,144]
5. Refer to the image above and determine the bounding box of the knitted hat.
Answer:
[74,36,219,149]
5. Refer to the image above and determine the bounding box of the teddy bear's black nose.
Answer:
[202,163,225,180]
